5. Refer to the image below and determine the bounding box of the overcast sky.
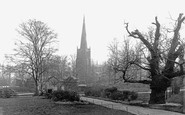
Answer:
[0,0,185,64]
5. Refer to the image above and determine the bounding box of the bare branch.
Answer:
[129,61,151,71]
[124,79,151,84]
[125,23,155,56]
[169,13,185,55]
[152,16,161,51]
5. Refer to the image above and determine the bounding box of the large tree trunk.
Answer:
[125,13,185,104]
[183,76,185,113]
[33,73,39,96]
[149,87,166,104]
[149,75,170,104]
[34,81,39,96]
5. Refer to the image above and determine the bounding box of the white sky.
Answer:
[0,0,185,64]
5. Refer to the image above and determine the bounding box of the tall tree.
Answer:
[69,54,77,77]
[14,19,58,95]
[43,55,69,81]
[14,63,28,85]
[123,13,185,104]
[0,64,15,86]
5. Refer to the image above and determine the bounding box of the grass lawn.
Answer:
[0,96,134,115]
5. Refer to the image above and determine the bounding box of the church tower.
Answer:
[76,17,91,85]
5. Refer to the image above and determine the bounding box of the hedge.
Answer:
[0,88,17,98]
[84,87,103,97]
[44,90,80,102]
[84,86,138,101]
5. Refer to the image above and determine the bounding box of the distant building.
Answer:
[63,76,78,91]
[44,75,78,91]
[76,17,91,85]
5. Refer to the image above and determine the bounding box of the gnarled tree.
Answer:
[124,13,185,104]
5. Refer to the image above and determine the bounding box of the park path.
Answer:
[81,96,184,115]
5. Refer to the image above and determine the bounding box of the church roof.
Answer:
[80,16,87,49]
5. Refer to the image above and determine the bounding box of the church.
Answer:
[76,17,91,85]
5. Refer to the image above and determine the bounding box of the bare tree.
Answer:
[69,54,77,77]
[14,19,58,95]
[13,63,29,86]
[43,55,69,81]
[0,64,16,86]
[108,38,143,84]
[124,13,185,104]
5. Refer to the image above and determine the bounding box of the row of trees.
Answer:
[11,55,77,94]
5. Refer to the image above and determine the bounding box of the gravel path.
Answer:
[0,96,134,115]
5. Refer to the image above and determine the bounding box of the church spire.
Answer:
[80,16,87,49]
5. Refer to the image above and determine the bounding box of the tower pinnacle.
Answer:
[80,16,87,49]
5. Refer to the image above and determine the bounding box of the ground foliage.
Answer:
[85,86,138,101]
[51,90,80,102]
[0,88,17,98]
[0,96,134,115]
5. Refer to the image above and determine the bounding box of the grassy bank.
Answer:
[0,96,134,115]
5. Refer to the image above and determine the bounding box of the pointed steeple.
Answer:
[80,16,87,49]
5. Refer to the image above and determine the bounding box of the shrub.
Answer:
[104,87,117,93]
[121,90,138,101]
[84,87,103,97]
[51,90,66,101]
[128,91,138,101]
[84,89,92,96]
[166,92,183,104]
[110,91,124,100]
[0,88,17,98]
[51,90,80,102]
[44,92,53,99]
[4,90,11,98]
[43,89,53,99]
[68,91,80,102]
[108,90,138,101]
[84,86,138,101]
[104,87,118,98]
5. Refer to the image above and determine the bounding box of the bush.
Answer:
[68,91,80,102]
[121,90,138,101]
[51,90,80,102]
[84,86,138,102]
[166,92,183,104]
[104,87,117,93]
[108,90,138,101]
[0,88,17,98]
[84,87,103,97]
[44,92,53,99]
[43,89,53,99]
[84,88,92,96]
[4,90,11,98]
[104,87,118,98]
[110,91,124,100]
[128,91,138,101]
